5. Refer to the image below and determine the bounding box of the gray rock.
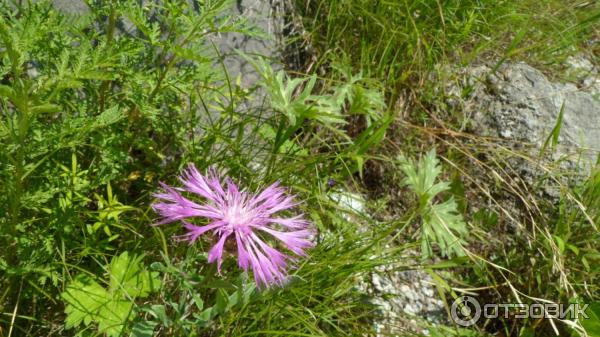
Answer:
[14,0,90,15]
[566,55,600,96]
[465,62,600,175]
[50,0,89,14]
[566,54,596,73]
[358,262,447,336]
[213,0,285,89]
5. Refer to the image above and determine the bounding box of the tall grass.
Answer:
[295,0,599,100]
[295,0,600,336]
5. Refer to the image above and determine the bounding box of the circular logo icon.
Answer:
[451,296,481,327]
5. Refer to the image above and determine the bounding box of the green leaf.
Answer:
[148,304,170,326]
[62,274,111,329]
[30,104,61,116]
[93,106,124,128]
[553,235,566,253]
[398,150,469,258]
[540,101,565,156]
[398,149,450,203]
[424,197,468,258]
[130,321,158,337]
[213,288,229,315]
[62,252,161,336]
[109,252,161,299]
[196,307,213,323]
[251,57,345,127]
[97,299,133,337]
[0,84,15,100]
[582,302,600,337]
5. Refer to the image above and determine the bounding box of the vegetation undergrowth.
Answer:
[0,0,599,336]
[294,0,600,336]
[0,1,398,336]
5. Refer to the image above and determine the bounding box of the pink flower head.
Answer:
[152,164,315,287]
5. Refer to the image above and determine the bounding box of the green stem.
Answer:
[98,5,117,113]
[6,86,29,266]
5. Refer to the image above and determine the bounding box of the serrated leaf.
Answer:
[109,252,161,299]
[97,299,133,337]
[252,57,345,127]
[62,252,161,336]
[61,274,111,329]
[130,320,158,337]
[398,150,469,258]
[172,45,211,63]
[398,149,449,202]
[93,106,123,128]
[424,198,468,258]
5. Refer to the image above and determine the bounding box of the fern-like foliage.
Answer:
[398,149,468,258]
[252,58,346,126]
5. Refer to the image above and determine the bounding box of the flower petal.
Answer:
[251,233,290,269]
[174,221,223,244]
[152,183,222,224]
[208,232,231,273]
[258,227,315,256]
[267,214,309,229]
[235,233,251,271]
[247,238,286,287]
[180,164,221,203]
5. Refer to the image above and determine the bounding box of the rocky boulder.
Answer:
[460,61,600,178]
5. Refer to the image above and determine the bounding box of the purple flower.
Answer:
[152,164,315,287]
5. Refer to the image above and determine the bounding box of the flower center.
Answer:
[223,204,249,229]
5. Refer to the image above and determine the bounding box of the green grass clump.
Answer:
[295,0,599,99]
